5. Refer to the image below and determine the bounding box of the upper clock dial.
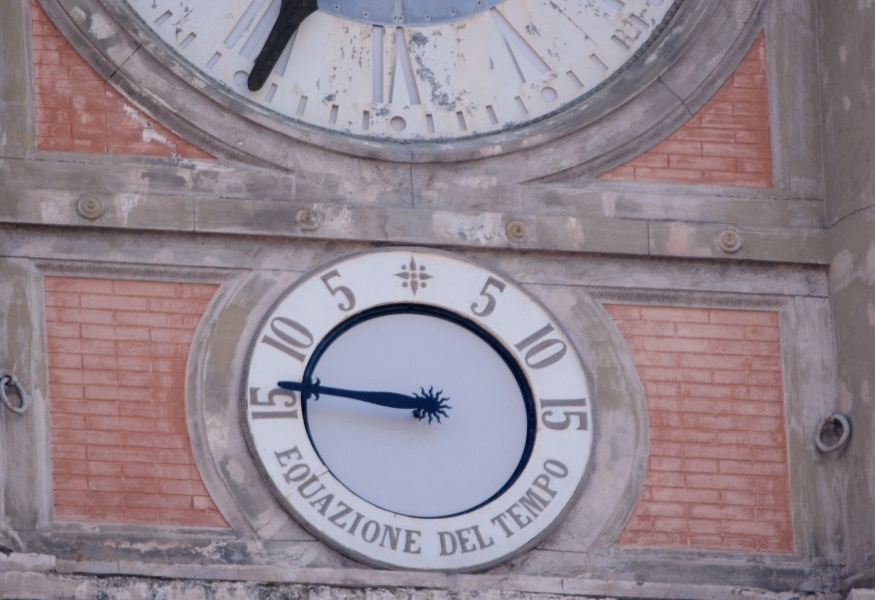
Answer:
[122,0,677,141]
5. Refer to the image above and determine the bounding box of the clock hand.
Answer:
[278,377,452,423]
[248,0,319,91]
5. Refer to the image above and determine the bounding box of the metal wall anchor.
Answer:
[0,371,28,553]
[0,372,29,415]
[0,521,23,554]
[815,412,851,453]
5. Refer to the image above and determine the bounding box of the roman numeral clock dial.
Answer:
[123,0,678,142]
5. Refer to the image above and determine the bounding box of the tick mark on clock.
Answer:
[154,10,173,27]
[590,54,608,73]
[514,96,529,115]
[611,34,631,51]
[206,52,222,70]
[180,32,197,49]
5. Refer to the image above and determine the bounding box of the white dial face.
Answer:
[306,309,531,518]
[122,0,678,142]
[244,250,594,571]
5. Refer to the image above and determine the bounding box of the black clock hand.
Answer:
[248,0,319,91]
[278,377,452,423]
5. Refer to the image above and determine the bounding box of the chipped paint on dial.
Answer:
[123,0,679,142]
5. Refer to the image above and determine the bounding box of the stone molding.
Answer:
[183,261,649,557]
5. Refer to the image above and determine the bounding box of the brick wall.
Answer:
[31,0,212,158]
[601,34,772,187]
[46,277,226,527]
[606,305,792,552]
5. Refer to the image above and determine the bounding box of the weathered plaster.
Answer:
[0,559,843,600]
[0,0,34,159]
[827,212,875,583]
[819,2,875,227]
[766,1,824,200]
[817,0,875,586]
[0,259,52,537]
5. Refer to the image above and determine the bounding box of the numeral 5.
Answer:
[321,269,356,311]
[471,276,507,317]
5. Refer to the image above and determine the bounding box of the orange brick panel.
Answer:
[601,34,772,187]
[46,277,227,528]
[607,304,792,553]
[31,0,211,159]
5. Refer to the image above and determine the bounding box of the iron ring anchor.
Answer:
[0,372,29,415]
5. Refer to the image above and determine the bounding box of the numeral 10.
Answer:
[261,316,314,362]
[515,323,567,369]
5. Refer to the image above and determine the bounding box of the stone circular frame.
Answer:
[115,0,677,144]
[185,248,650,569]
[41,0,763,171]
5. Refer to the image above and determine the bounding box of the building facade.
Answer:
[1,0,874,598]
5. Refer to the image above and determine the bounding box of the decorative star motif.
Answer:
[395,257,433,296]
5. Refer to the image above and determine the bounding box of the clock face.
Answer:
[243,250,594,571]
[304,306,534,518]
[121,0,679,142]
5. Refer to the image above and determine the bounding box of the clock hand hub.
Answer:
[278,377,452,423]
